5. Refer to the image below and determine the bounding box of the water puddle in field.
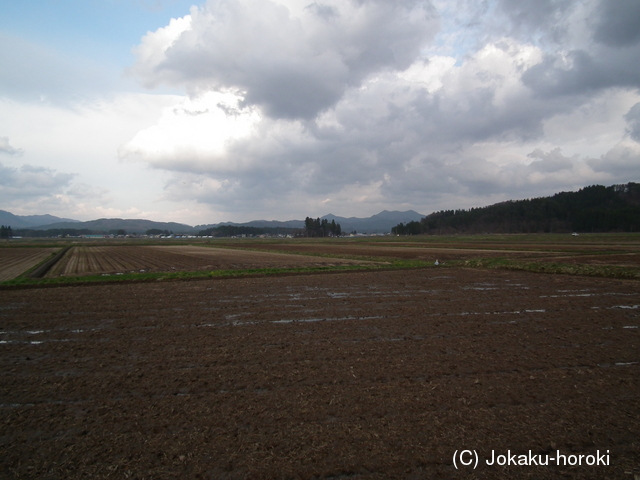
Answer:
[326,292,350,298]
[444,309,546,318]
[592,304,640,311]
[541,292,638,299]
[0,403,36,409]
[0,327,94,345]
[197,315,386,327]
[0,339,68,345]
[272,315,384,324]
[288,293,313,301]
[542,293,596,298]
[597,362,639,368]
[0,303,27,311]
[460,282,535,292]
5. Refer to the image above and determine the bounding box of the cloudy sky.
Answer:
[1,0,639,225]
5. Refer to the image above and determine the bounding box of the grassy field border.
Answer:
[0,259,432,289]
[2,232,640,288]
[459,257,640,279]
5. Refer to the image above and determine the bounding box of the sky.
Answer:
[1,0,639,226]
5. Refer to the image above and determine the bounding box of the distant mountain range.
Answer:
[4,182,640,236]
[0,209,426,235]
[0,210,80,229]
[196,210,426,234]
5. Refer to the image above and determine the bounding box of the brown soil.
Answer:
[538,253,640,267]
[45,245,376,277]
[219,242,640,266]
[0,248,59,281]
[1,268,638,479]
[214,242,541,261]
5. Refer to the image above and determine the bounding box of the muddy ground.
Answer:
[44,246,375,278]
[214,241,640,266]
[1,267,639,479]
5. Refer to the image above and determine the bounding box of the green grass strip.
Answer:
[0,260,433,289]
[459,258,640,279]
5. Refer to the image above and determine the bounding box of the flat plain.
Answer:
[1,235,639,479]
[43,245,375,278]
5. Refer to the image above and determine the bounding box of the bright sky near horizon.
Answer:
[1,0,639,226]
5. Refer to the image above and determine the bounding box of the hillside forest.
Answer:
[392,183,640,235]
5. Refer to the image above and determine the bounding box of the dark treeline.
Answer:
[14,228,165,237]
[13,228,97,238]
[11,225,298,238]
[13,228,134,238]
[304,217,342,237]
[146,229,173,236]
[392,183,640,235]
[198,225,297,237]
[0,225,13,238]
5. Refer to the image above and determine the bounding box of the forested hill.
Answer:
[392,183,640,235]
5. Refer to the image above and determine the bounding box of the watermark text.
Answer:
[453,449,610,469]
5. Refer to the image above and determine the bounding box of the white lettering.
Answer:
[460,450,474,466]
[477,449,610,468]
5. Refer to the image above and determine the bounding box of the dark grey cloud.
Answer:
[522,47,640,98]
[304,2,339,19]
[0,136,23,156]
[132,0,439,120]
[586,144,640,179]
[492,0,640,101]
[497,0,574,38]
[626,103,640,142]
[124,0,640,217]
[593,0,640,47]
[527,147,575,172]
[0,162,75,203]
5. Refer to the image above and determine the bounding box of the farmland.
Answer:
[0,247,59,281]
[1,234,639,479]
[44,245,375,278]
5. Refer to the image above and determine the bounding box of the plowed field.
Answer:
[45,245,375,277]
[1,267,638,479]
[0,247,58,281]
[214,241,640,266]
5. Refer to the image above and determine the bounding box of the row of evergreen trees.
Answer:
[0,225,12,239]
[198,225,298,237]
[392,183,640,235]
[304,217,342,237]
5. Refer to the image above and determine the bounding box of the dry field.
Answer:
[45,245,376,277]
[215,239,640,266]
[1,264,639,479]
[0,247,59,281]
